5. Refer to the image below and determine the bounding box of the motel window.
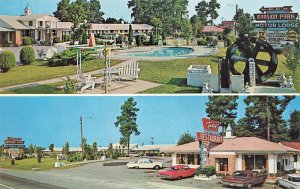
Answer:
[188,154,194,165]
[39,21,43,27]
[176,154,186,164]
[294,155,298,162]
[29,21,33,26]
[216,158,228,171]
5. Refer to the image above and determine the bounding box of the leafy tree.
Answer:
[87,0,104,23]
[283,45,300,76]
[107,143,113,158]
[195,0,208,23]
[28,144,34,155]
[66,2,85,43]
[181,18,193,44]
[135,35,141,46]
[206,0,220,26]
[190,15,203,37]
[115,97,140,157]
[92,142,98,158]
[235,96,295,142]
[53,0,71,22]
[289,110,300,141]
[128,0,144,24]
[235,9,255,36]
[223,28,232,36]
[128,24,133,44]
[49,144,54,152]
[62,142,70,155]
[206,96,238,136]
[105,17,119,24]
[177,132,195,145]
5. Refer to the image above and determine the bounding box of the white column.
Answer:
[268,153,277,174]
[172,153,177,166]
[236,154,243,170]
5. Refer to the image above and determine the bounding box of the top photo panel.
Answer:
[0,0,299,95]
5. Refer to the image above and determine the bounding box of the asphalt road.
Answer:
[0,173,64,189]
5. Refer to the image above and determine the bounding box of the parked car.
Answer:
[157,165,197,180]
[277,174,300,189]
[221,170,267,188]
[126,158,163,169]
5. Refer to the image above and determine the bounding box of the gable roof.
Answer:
[0,15,29,30]
[280,142,300,150]
[211,137,300,153]
[17,14,58,21]
[202,26,224,33]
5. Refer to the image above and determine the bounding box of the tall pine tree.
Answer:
[205,96,238,136]
[289,110,300,141]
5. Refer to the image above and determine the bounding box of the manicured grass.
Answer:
[0,81,65,94]
[0,157,80,171]
[0,59,122,88]
[139,48,299,93]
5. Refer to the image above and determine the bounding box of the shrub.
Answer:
[20,46,35,65]
[135,35,142,46]
[112,153,118,159]
[48,49,77,67]
[63,34,71,42]
[218,34,223,40]
[0,50,16,72]
[11,159,16,165]
[23,37,32,45]
[64,76,77,94]
[150,33,155,45]
[196,166,216,177]
[49,153,57,158]
[197,39,207,46]
[95,38,104,45]
[206,36,214,42]
[37,153,42,163]
[53,37,61,43]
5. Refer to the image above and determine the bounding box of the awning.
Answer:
[0,27,14,32]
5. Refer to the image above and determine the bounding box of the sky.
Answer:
[0,0,299,24]
[0,95,299,148]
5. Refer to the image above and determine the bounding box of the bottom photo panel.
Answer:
[0,95,300,189]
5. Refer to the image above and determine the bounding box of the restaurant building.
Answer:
[163,126,300,176]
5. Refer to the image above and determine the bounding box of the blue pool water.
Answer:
[127,47,194,57]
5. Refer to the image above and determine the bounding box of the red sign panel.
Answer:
[4,137,25,144]
[202,118,220,133]
[196,132,223,143]
[254,13,298,20]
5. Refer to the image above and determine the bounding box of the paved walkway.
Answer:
[0,61,161,94]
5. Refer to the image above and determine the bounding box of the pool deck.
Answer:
[111,46,215,61]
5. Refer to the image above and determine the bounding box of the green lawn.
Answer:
[0,58,122,88]
[1,48,299,94]
[0,157,80,171]
[139,48,299,93]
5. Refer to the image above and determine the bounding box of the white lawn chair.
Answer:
[118,61,140,81]
[78,70,96,92]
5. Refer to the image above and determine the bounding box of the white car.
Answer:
[126,159,164,170]
[277,174,300,189]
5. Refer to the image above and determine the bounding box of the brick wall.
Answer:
[209,155,236,175]
[15,31,22,46]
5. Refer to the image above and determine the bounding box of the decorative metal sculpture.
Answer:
[225,34,278,84]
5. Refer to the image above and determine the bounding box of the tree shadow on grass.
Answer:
[167,78,200,93]
[8,84,62,94]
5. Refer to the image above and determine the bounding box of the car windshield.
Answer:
[292,177,300,182]
[232,172,247,177]
[169,167,179,171]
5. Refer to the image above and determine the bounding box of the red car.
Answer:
[222,170,267,188]
[157,165,197,180]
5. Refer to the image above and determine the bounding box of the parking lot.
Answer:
[1,157,279,189]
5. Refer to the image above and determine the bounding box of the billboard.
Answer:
[3,137,25,148]
[254,13,298,21]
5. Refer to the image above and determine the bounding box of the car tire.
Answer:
[135,166,139,169]
[247,184,251,189]
[154,165,160,170]
[178,176,182,180]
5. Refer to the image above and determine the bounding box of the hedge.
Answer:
[23,37,32,45]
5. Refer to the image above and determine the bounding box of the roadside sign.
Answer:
[254,13,298,21]
[253,22,299,28]
[196,132,223,143]
[202,118,220,134]
[259,6,293,13]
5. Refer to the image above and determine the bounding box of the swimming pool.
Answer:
[126,47,194,57]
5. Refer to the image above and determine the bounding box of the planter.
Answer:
[194,174,217,181]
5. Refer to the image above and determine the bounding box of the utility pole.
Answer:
[266,97,270,141]
[80,115,92,156]
[150,137,154,145]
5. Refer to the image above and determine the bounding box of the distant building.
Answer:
[42,146,108,155]
[201,26,224,36]
[0,5,153,46]
[219,21,236,31]
[131,144,176,156]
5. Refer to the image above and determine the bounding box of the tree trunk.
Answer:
[127,137,130,157]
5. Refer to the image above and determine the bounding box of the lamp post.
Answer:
[80,115,92,156]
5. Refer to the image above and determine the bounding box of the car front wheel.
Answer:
[247,184,251,189]
[154,165,160,170]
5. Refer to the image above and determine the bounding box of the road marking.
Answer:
[0,184,15,189]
